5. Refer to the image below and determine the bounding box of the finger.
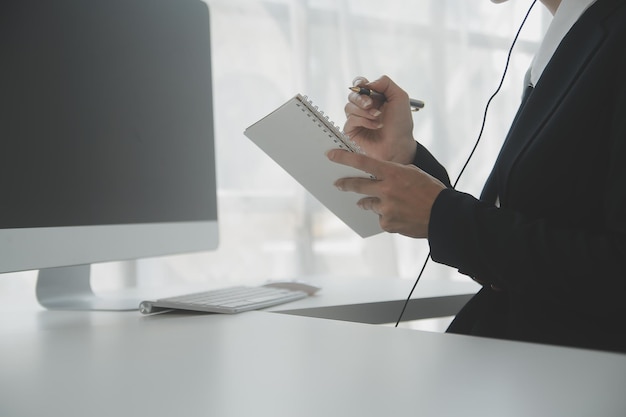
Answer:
[344,114,383,133]
[343,102,383,132]
[344,101,380,121]
[334,176,380,196]
[352,76,370,87]
[348,78,384,114]
[350,76,388,114]
[348,90,375,110]
[326,149,385,178]
[357,196,381,214]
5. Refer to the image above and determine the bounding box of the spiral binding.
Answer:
[296,94,364,155]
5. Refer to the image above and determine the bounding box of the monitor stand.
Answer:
[36,265,140,311]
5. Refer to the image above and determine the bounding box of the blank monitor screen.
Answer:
[0,0,218,309]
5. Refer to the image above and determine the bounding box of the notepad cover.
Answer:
[244,94,382,238]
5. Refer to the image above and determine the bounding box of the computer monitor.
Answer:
[0,0,218,310]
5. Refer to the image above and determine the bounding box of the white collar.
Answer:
[530,0,598,86]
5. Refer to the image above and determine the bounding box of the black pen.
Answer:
[349,86,425,111]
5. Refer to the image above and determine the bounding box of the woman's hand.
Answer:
[327,149,446,238]
[344,75,417,165]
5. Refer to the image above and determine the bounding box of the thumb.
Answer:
[367,75,409,106]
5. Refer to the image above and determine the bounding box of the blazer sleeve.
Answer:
[427,68,626,316]
[411,141,452,188]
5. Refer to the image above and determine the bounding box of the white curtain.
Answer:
[131,0,551,290]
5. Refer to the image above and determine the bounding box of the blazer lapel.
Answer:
[482,0,617,204]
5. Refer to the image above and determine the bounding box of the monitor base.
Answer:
[36,265,140,311]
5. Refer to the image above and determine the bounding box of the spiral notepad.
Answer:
[244,94,382,238]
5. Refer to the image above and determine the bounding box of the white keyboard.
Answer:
[139,285,310,314]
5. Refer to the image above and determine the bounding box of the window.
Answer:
[1,0,551,308]
[133,0,549,290]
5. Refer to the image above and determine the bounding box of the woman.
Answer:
[328,0,626,352]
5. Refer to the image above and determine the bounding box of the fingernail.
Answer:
[359,97,372,108]
[370,109,381,117]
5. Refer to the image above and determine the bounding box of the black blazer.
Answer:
[415,0,626,352]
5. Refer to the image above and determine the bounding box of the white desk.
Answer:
[1,277,625,417]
